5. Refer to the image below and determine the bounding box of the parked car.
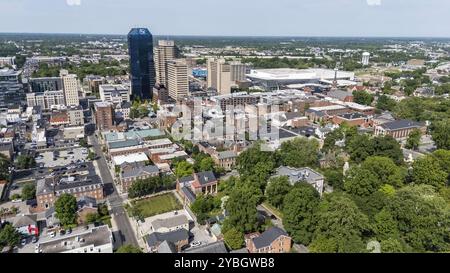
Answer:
[31,236,38,243]
[21,239,27,246]
[49,231,56,238]
[190,241,201,248]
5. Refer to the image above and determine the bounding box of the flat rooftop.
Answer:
[247,68,355,81]
[38,225,112,253]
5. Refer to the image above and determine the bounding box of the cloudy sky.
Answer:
[0,0,449,37]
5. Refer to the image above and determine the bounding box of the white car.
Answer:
[21,239,27,246]
[49,231,56,238]
[190,241,202,248]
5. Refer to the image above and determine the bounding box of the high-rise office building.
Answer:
[29,77,63,93]
[230,61,247,82]
[0,68,25,109]
[128,28,156,100]
[167,59,189,100]
[154,40,177,87]
[207,58,231,95]
[60,70,79,106]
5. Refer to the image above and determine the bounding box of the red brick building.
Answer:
[245,227,292,253]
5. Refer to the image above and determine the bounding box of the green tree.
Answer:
[411,156,447,189]
[344,167,381,196]
[431,119,450,150]
[265,176,292,209]
[16,155,36,170]
[0,224,21,248]
[190,195,220,224]
[353,90,374,106]
[376,95,397,111]
[174,161,194,178]
[309,193,369,253]
[198,157,215,172]
[116,245,143,253]
[323,169,344,191]
[386,184,449,252]
[128,176,162,198]
[373,209,400,241]
[278,137,320,168]
[222,184,261,233]
[405,129,422,150]
[79,138,88,147]
[283,183,320,245]
[21,184,36,200]
[360,156,405,188]
[223,228,244,250]
[381,238,405,253]
[55,194,78,227]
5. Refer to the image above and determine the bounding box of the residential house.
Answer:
[146,228,189,253]
[245,227,292,253]
[273,166,324,195]
[151,214,189,233]
[177,171,219,205]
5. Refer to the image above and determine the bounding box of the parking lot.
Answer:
[35,147,89,168]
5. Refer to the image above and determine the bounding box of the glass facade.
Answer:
[127,28,156,100]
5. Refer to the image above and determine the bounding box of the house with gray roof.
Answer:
[183,241,228,253]
[177,171,219,205]
[151,214,189,233]
[245,227,292,253]
[146,228,189,253]
[273,166,324,195]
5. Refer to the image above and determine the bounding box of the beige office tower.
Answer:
[207,58,231,95]
[230,61,247,82]
[60,69,79,106]
[207,58,218,89]
[167,59,189,100]
[154,40,176,87]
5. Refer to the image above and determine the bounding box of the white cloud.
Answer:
[366,0,382,6]
[66,0,81,6]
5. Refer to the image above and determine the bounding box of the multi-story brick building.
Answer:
[177,171,219,205]
[94,102,114,131]
[120,164,159,192]
[374,119,426,140]
[245,227,292,253]
[36,175,104,211]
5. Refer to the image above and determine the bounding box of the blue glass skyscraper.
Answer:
[128,28,156,100]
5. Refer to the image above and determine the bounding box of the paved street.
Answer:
[89,135,139,248]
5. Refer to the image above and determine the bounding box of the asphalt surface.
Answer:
[89,135,139,248]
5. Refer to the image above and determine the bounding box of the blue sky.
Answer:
[0,0,449,37]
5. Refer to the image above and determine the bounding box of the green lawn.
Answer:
[262,202,284,219]
[131,193,182,219]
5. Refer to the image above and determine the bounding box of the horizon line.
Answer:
[1,32,450,39]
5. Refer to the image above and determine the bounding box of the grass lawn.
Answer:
[262,202,284,219]
[131,193,182,219]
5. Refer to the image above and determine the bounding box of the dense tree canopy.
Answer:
[222,184,262,233]
[411,156,447,189]
[265,176,292,209]
[282,183,320,245]
[223,228,245,250]
[278,137,320,168]
[353,90,374,106]
[55,194,78,227]
[386,185,450,252]
[309,193,370,253]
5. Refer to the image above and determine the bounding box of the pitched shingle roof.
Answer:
[196,171,217,186]
[146,229,189,248]
[380,119,425,130]
[122,165,159,179]
[252,227,289,249]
